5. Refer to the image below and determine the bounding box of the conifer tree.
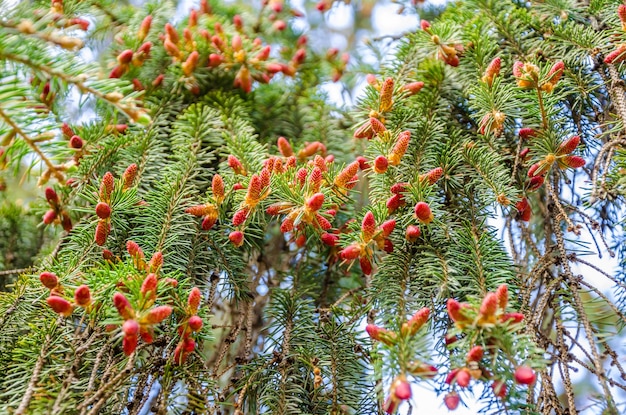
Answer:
[0,0,625,414]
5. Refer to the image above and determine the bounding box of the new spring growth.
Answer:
[174,287,204,364]
[444,392,460,410]
[378,77,394,113]
[333,160,359,189]
[541,61,564,93]
[414,202,434,224]
[478,110,506,136]
[122,163,138,190]
[515,197,531,222]
[403,81,424,95]
[388,131,410,166]
[514,366,537,385]
[481,57,501,87]
[384,376,411,414]
[42,187,72,231]
[527,135,584,178]
[186,173,223,230]
[400,307,430,337]
[513,61,540,89]
[340,213,395,274]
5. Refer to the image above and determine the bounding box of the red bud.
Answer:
[40,272,59,289]
[188,287,202,313]
[373,155,388,174]
[229,230,244,247]
[47,296,73,317]
[113,292,134,320]
[514,366,536,385]
[405,225,421,242]
[123,334,138,355]
[320,233,339,246]
[359,256,372,275]
[188,315,203,331]
[444,392,460,410]
[43,209,57,225]
[466,345,484,362]
[95,202,111,219]
[340,244,361,260]
[414,202,433,224]
[145,305,172,324]
[74,284,91,307]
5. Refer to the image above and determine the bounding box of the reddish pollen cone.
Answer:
[393,378,412,400]
[188,287,202,313]
[480,292,498,318]
[561,155,585,169]
[380,219,396,237]
[145,305,173,324]
[514,366,536,385]
[40,272,59,289]
[373,155,389,174]
[414,202,433,224]
[446,298,467,323]
[140,273,158,299]
[123,335,138,356]
[122,319,139,337]
[519,128,536,140]
[492,380,507,398]
[74,285,91,307]
[188,315,203,331]
[404,81,424,95]
[406,307,430,335]
[557,135,580,155]
[96,202,111,219]
[405,225,421,242]
[277,136,293,157]
[113,292,134,320]
[229,230,244,247]
[361,211,376,241]
[455,369,471,387]
[444,392,460,410]
[47,296,73,317]
[320,233,339,246]
[466,345,484,362]
[359,256,372,275]
[420,167,443,185]
[516,197,531,222]
[501,312,524,324]
[496,284,508,309]
[306,193,325,211]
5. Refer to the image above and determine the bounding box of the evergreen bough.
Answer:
[0,0,625,414]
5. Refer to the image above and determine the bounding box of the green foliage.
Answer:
[0,0,625,414]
